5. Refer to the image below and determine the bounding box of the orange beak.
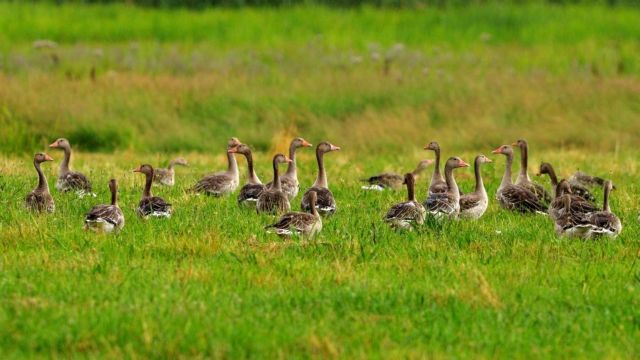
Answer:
[485,158,493,163]
[302,139,312,147]
[284,156,292,163]
[330,145,341,151]
[423,144,430,150]
[491,147,503,154]
[132,166,141,173]
[459,160,470,167]
[44,154,54,161]
[49,140,59,148]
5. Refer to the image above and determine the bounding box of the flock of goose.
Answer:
[24,137,621,239]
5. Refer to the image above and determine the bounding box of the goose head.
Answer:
[415,159,435,171]
[317,141,340,154]
[537,162,553,177]
[49,138,71,150]
[604,180,614,193]
[511,139,528,149]
[273,153,292,165]
[403,172,415,185]
[292,137,313,149]
[491,145,514,157]
[556,179,572,197]
[133,164,154,176]
[475,154,493,165]
[108,178,118,193]
[228,144,251,156]
[34,152,54,163]
[227,137,242,150]
[446,157,470,169]
[423,141,440,152]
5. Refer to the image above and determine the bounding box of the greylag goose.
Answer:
[362,159,433,191]
[423,157,469,219]
[256,154,291,215]
[424,141,448,195]
[579,181,622,239]
[301,141,340,215]
[84,179,125,233]
[569,171,616,190]
[193,137,241,196]
[492,145,547,213]
[265,191,322,238]
[537,162,595,202]
[459,155,492,220]
[153,157,188,186]
[384,173,426,230]
[266,137,312,200]
[134,164,172,218]
[49,138,94,197]
[548,180,598,223]
[24,153,55,213]
[512,139,551,204]
[229,143,265,206]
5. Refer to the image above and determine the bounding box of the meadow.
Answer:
[1,2,640,358]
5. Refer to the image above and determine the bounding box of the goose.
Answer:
[301,141,340,215]
[512,139,551,204]
[423,157,469,219]
[134,164,172,218]
[265,191,322,238]
[24,152,55,213]
[229,143,265,206]
[537,162,595,202]
[384,173,426,230]
[459,155,492,220]
[49,138,94,197]
[569,171,616,190]
[265,137,313,200]
[548,180,598,223]
[492,145,547,213]
[153,157,188,186]
[579,180,622,239]
[424,141,448,195]
[84,179,125,233]
[193,137,241,196]
[361,159,433,191]
[256,154,291,215]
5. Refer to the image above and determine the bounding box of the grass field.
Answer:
[1,2,640,358]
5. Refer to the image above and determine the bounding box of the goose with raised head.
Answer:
[459,155,492,220]
[512,139,551,204]
[362,159,433,191]
[423,157,469,219]
[424,141,448,195]
[84,179,125,233]
[537,162,595,202]
[229,143,265,206]
[492,145,547,213]
[49,138,94,197]
[153,157,188,186]
[134,164,172,218]
[266,137,312,200]
[580,181,622,239]
[193,138,241,196]
[301,141,340,215]
[266,191,322,238]
[256,154,291,214]
[384,173,426,230]
[25,153,55,213]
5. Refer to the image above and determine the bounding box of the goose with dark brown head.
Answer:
[459,155,492,220]
[49,138,94,197]
[266,137,313,200]
[512,139,551,204]
[229,143,266,206]
[256,154,291,215]
[153,157,188,186]
[384,173,426,230]
[423,156,469,219]
[362,159,433,191]
[193,138,241,196]
[134,164,172,218]
[266,191,322,238]
[492,145,547,213]
[538,162,595,202]
[301,141,340,215]
[84,179,125,233]
[25,152,55,213]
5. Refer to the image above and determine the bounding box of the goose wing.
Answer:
[193,173,234,195]
[238,184,266,203]
[301,187,336,214]
[138,196,172,217]
[62,171,93,192]
[499,185,548,213]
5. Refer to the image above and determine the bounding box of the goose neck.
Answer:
[272,158,282,191]
[313,149,328,188]
[500,153,514,190]
[35,160,49,192]
[285,143,298,178]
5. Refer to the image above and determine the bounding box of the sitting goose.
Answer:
[193,138,241,196]
[492,145,547,213]
[153,157,188,186]
[569,171,616,190]
[84,179,125,233]
[512,139,551,204]
[537,162,595,202]
[580,180,622,239]
[49,138,94,197]
[423,157,469,219]
[459,155,492,220]
[548,180,598,224]
[266,137,313,200]
[134,164,172,218]
[24,153,55,213]
[256,154,291,215]
[229,143,265,206]
[424,141,448,195]
[362,159,433,191]
[301,141,341,215]
[384,173,426,230]
[265,191,322,238]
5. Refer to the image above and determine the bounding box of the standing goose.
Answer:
[580,180,622,239]
[134,164,172,218]
[265,191,322,238]
[424,141,448,195]
[266,137,313,200]
[537,162,595,202]
[153,157,188,186]
[230,143,266,206]
[256,154,292,215]
[384,173,426,230]
[492,145,547,213]
[84,179,125,233]
[362,159,433,191]
[25,153,55,213]
[423,157,469,219]
[459,155,492,220]
[512,139,551,204]
[193,138,241,196]
[49,138,94,197]
[301,141,341,215]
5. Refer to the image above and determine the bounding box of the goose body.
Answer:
[266,191,322,238]
[579,181,621,239]
[49,138,94,197]
[459,155,492,220]
[193,138,241,196]
[84,179,125,233]
[384,173,425,230]
[493,145,547,213]
[24,153,55,213]
[153,157,188,186]
[512,139,551,204]
[423,157,469,219]
[301,142,340,215]
[135,164,172,218]
[362,159,433,191]
[256,154,291,214]
[265,137,312,200]
[548,180,599,223]
[538,162,595,203]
